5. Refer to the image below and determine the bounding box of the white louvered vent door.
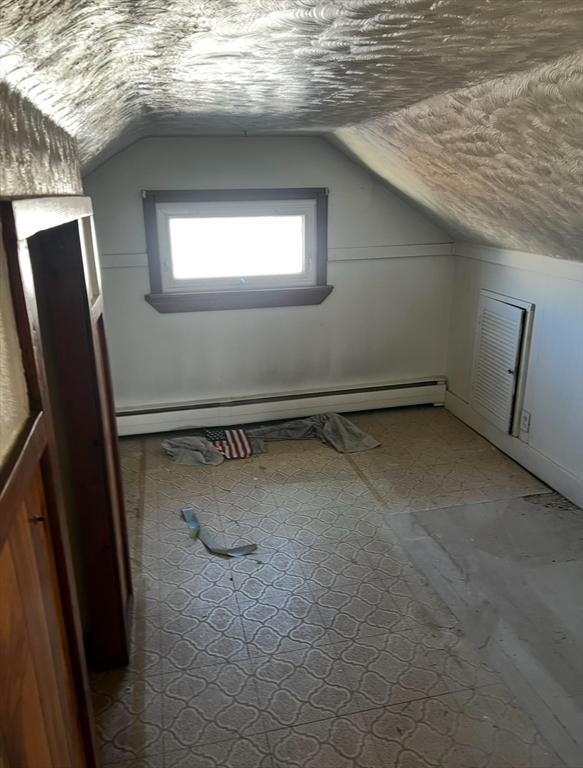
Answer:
[470,294,526,434]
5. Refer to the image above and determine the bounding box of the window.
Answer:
[143,189,332,312]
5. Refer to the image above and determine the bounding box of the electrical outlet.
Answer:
[520,409,531,433]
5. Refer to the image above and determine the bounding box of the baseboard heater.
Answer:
[116,377,446,436]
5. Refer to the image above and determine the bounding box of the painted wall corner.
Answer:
[0,82,82,197]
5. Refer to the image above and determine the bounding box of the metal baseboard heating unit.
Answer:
[116,377,446,436]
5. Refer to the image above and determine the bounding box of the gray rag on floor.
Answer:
[161,436,225,465]
[161,413,379,466]
[161,435,266,466]
[248,413,380,453]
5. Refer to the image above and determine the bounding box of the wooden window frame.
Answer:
[143,188,333,312]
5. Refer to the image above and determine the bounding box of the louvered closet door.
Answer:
[470,294,525,433]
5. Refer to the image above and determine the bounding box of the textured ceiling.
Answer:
[336,51,583,259]
[1,1,582,257]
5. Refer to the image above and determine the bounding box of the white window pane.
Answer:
[169,215,304,280]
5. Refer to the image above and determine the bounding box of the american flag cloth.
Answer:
[205,428,252,459]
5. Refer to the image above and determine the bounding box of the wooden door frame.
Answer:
[28,216,133,666]
[1,196,101,768]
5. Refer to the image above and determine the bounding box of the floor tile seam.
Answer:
[128,441,155,568]
[222,682,490,742]
[145,581,241,606]
[128,518,163,534]
[291,543,392,582]
[144,568,442,613]
[244,635,346,661]
[156,501,219,517]
[133,605,248,629]
[99,683,560,765]
[97,669,167,698]
[161,649,253,675]
[239,621,340,656]
[231,564,318,597]
[222,502,383,528]
[136,606,444,652]
[156,726,268,756]
[96,683,166,761]
[156,605,248,634]
[379,487,552,516]
[247,638,358,667]
[239,619,471,660]
[131,537,163,557]
[299,572,426,592]
[136,438,147,519]
[160,691,268,751]
[158,739,274,768]
[314,624,449,644]
[290,527,399,548]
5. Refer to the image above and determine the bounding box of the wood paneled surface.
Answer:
[0,468,83,768]
[1,197,102,768]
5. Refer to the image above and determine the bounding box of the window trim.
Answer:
[143,188,332,313]
[158,199,317,292]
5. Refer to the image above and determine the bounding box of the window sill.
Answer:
[145,285,334,313]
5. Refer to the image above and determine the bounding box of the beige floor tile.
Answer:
[253,643,356,730]
[132,573,167,618]
[105,756,164,768]
[354,442,547,514]
[160,607,248,672]
[93,672,165,764]
[313,577,456,645]
[238,586,330,657]
[216,488,280,514]
[271,504,387,547]
[268,481,377,511]
[268,713,382,767]
[361,686,562,768]
[222,516,302,554]
[338,627,499,712]
[97,408,560,767]
[160,577,239,617]
[231,550,313,596]
[296,537,381,587]
[161,660,265,752]
[164,734,272,767]
[297,538,413,590]
[119,611,164,678]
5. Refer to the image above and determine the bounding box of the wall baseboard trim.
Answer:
[445,392,583,507]
[116,379,446,436]
[453,242,583,282]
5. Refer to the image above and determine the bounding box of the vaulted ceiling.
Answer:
[2,1,582,258]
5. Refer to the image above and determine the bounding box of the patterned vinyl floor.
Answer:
[92,406,563,767]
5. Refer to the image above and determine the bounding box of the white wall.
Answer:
[447,244,583,506]
[84,136,452,410]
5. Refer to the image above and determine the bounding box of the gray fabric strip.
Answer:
[180,506,257,557]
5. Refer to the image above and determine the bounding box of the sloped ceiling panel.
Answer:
[335,52,583,260]
[2,1,582,163]
[1,1,582,258]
